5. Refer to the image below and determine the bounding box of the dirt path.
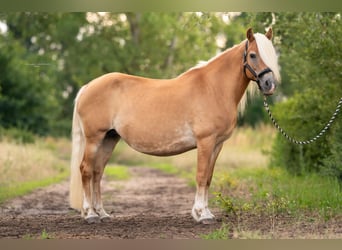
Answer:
[0,167,222,239]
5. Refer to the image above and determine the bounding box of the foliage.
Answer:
[262,13,342,179]
[269,89,341,175]
[0,34,60,135]
[0,126,35,143]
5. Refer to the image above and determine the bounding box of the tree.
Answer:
[0,33,60,135]
[255,12,342,179]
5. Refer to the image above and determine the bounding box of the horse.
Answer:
[69,27,280,224]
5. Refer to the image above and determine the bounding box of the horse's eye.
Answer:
[250,53,257,59]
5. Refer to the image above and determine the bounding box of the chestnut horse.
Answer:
[69,28,280,224]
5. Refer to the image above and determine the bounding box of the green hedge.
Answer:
[269,89,342,180]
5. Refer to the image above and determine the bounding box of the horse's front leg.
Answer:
[192,138,223,224]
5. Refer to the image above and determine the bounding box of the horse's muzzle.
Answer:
[258,73,276,96]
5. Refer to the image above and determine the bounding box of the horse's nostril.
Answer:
[265,80,270,87]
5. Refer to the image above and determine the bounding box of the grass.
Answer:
[215,166,342,219]
[0,173,68,203]
[201,224,230,239]
[104,165,130,180]
[0,137,70,204]
[23,229,54,239]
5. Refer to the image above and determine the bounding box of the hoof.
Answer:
[200,218,217,225]
[85,214,100,224]
[100,215,112,222]
[192,207,216,224]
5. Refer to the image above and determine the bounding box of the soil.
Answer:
[0,166,341,239]
[0,167,222,239]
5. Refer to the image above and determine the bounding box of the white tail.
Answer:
[69,86,86,211]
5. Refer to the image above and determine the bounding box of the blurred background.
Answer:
[0,13,341,229]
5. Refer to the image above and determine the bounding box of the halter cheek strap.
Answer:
[243,40,272,86]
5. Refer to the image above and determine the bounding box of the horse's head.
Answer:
[243,28,280,96]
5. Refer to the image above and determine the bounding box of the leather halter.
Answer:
[243,40,272,87]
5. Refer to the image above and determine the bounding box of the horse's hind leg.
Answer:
[92,130,120,221]
[80,136,103,223]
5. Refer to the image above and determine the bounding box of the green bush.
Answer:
[269,89,342,179]
[0,127,35,144]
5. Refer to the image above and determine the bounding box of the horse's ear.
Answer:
[265,28,273,40]
[246,28,255,42]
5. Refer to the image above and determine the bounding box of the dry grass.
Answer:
[0,137,70,193]
[216,125,275,170]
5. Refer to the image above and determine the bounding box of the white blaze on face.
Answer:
[254,33,281,83]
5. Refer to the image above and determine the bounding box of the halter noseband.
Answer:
[243,40,272,86]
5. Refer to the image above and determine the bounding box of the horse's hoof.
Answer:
[100,215,112,222]
[85,214,100,224]
[200,218,217,225]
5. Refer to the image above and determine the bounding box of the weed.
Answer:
[22,229,54,239]
[214,192,237,216]
[40,229,53,239]
[201,223,229,239]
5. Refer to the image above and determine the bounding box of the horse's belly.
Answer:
[118,124,197,156]
[130,137,196,156]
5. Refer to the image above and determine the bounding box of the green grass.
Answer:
[214,166,342,219]
[0,172,68,204]
[23,229,54,239]
[104,165,130,180]
[201,224,229,239]
[0,137,70,204]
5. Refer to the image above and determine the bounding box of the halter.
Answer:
[243,40,273,88]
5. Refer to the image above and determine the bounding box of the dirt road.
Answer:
[0,167,221,239]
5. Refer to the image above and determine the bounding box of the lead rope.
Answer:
[263,96,342,145]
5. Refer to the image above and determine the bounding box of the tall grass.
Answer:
[0,137,70,203]
[222,167,342,217]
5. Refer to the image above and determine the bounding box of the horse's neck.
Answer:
[203,43,250,109]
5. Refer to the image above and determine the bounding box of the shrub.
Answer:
[0,127,35,144]
[269,88,342,180]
